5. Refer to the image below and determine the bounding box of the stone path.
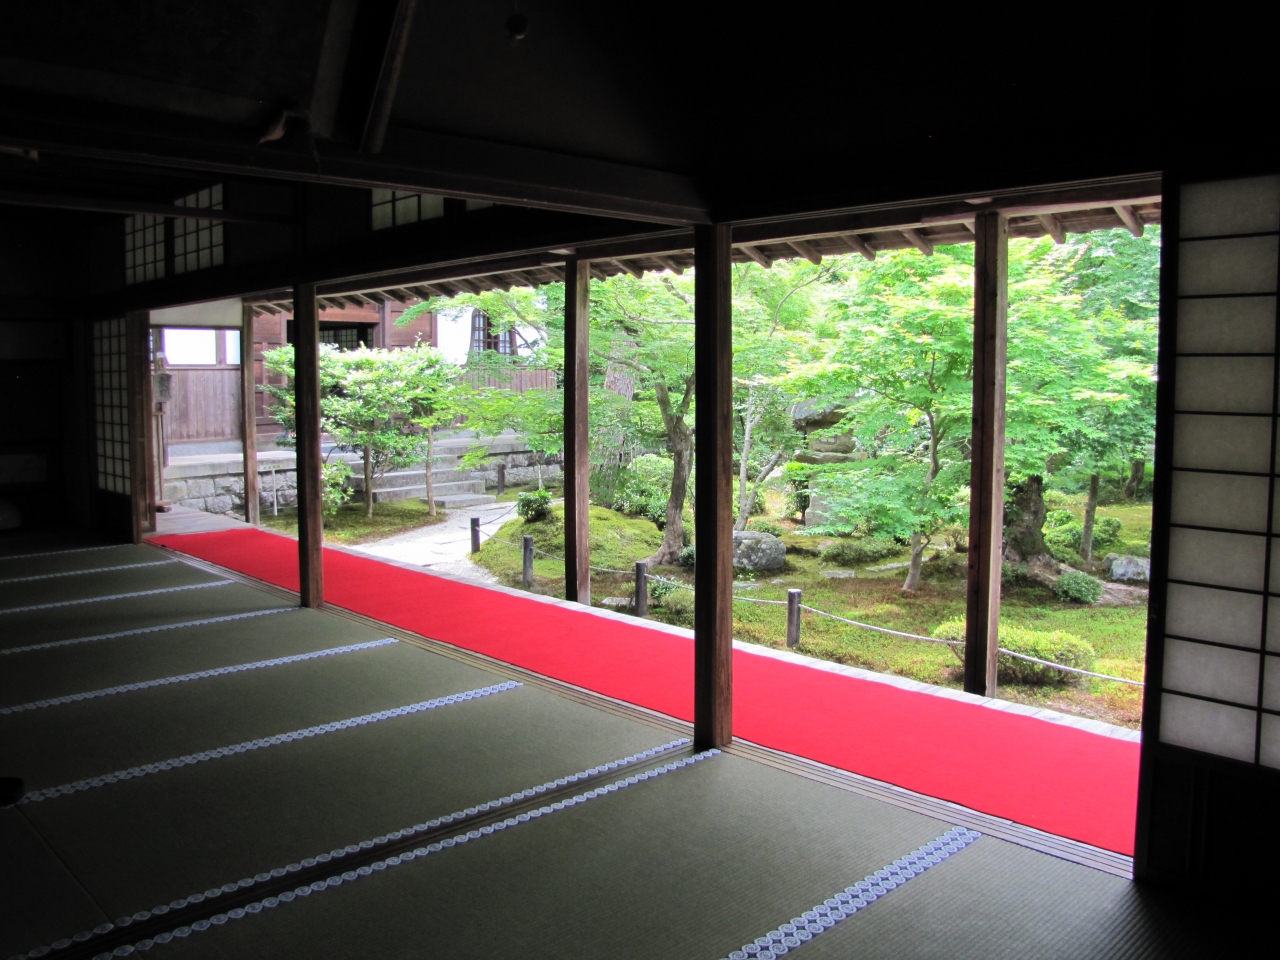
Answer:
[350,499,520,585]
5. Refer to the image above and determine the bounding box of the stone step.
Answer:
[367,480,486,504]
[349,467,474,491]
[430,493,498,509]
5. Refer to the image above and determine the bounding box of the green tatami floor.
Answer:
[0,532,1260,959]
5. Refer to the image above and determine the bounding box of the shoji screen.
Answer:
[1159,174,1280,767]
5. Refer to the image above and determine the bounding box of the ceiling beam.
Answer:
[1114,204,1145,237]
[654,255,685,274]
[738,245,772,268]
[841,234,876,261]
[0,189,287,224]
[901,228,934,256]
[786,239,822,265]
[613,259,644,279]
[1036,213,1066,244]
[360,0,420,154]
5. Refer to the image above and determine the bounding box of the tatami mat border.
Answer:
[1,608,297,657]
[0,638,398,715]
[0,580,233,616]
[0,560,177,586]
[20,681,522,804]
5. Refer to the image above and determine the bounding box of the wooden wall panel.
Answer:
[164,368,242,442]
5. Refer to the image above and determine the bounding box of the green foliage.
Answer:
[474,505,664,584]
[658,587,695,624]
[648,578,677,603]
[935,618,1097,685]
[782,461,813,518]
[612,454,673,524]
[1044,512,1122,562]
[747,519,786,537]
[677,545,696,568]
[321,462,352,519]
[516,488,552,522]
[1054,570,1105,604]
[821,537,901,567]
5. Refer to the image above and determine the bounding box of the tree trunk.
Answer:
[425,427,435,517]
[1123,459,1145,500]
[1080,472,1099,561]
[902,531,927,592]
[738,448,787,532]
[651,418,692,565]
[363,442,374,518]
[1003,474,1048,562]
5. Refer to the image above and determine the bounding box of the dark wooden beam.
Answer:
[738,245,772,268]
[902,228,935,256]
[786,239,823,265]
[964,212,1008,696]
[0,189,287,224]
[694,223,734,750]
[126,311,154,543]
[654,255,685,275]
[1036,213,1066,244]
[240,302,259,526]
[1114,204,1145,237]
[562,260,591,605]
[613,258,644,279]
[841,234,876,261]
[294,281,325,609]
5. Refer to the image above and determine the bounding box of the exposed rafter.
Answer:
[841,234,876,261]
[1114,204,1144,237]
[901,228,934,256]
[1037,213,1066,244]
[738,245,772,268]
[613,259,644,279]
[654,256,685,275]
[787,239,822,265]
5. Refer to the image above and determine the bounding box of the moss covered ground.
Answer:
[260,498,448,545]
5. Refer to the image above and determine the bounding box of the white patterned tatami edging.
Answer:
[0,607,297,657]
[19,680,522,805]
[20,741,712,960]
[719,828,983,960]
[0,579,233,616]
[0,638,399,716]
[0,559,177,586]
[0,544,123,562]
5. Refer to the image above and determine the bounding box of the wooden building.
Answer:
[0,4,1276,958]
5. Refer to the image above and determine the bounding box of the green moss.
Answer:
[474,504,665,583]
[259,498,448,545]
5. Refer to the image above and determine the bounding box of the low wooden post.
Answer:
[786,589,802,647]
[496,462,506,495]
[522,535,534,588]
[635,561,649,617]
[294,281,324,608]
[471,516,481,554]
[126,311,154,542]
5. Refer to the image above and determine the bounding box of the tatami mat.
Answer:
[0,557,223,611]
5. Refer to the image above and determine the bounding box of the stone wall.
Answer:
[163,455,298,517]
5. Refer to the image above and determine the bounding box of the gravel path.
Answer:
[349,500,519,585]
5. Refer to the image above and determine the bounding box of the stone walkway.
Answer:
[350,498,520,585]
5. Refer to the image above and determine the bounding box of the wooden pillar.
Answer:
[694,223,734,749]
[240,302,260,526]
[294,282,324,608]
[125,310,154,542]
[964,212,1008,696]
[563,258,591,605]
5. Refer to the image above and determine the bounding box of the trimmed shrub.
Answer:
[648,578,677,604]
[1054,570,1104,604]
[821,537,900,567]
[677,544,697,568]
[516,488,552,522]
[936,618,1097,685]
[612,454,673,525]
[660,587,695,625]
[747,519,786,537]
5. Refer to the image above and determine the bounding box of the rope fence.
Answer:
[470,517,1144,688]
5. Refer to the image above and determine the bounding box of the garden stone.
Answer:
[1108,555,1150,582]
[732,531,786,573]
[204,495,234,515]
[600,597,634,612]
[821,569,857,579]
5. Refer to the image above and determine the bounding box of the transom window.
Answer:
[371,189,444,230]
[173,184,225,274]
[160,328,240,366]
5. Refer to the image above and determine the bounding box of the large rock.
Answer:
[1107,554,1150,582]
[732,531,786,573]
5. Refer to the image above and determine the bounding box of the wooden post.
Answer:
[240,302,260,525]
[964,212,1008,696]
[694,223,734,750]
[125,310,154,542]
[786,589,802,647]
[470,516,481,554]
[563,258,591,605]
[496,462,506,495]
[523,534,534,588]
[635,561,648,617]
[294,282,324,608]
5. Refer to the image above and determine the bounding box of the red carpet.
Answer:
[152,528,1140,854]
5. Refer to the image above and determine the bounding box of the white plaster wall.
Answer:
[435,307,536,365]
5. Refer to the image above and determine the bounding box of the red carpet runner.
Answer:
[153,529,1139,854]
